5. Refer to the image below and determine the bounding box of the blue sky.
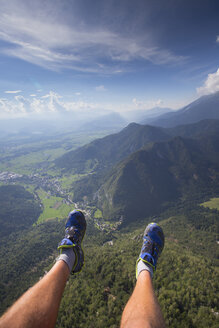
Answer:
[0,0,219,117]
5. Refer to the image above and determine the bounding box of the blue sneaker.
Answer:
[58,210,86,274]
[137,222,164,274]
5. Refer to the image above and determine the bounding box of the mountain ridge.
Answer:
[147,91,219,127]
[55,119,219,174]
[55,122,171,173]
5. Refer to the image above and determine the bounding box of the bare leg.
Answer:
[0,260,69,328]
[120,270,166,328]
[0,210,86,328]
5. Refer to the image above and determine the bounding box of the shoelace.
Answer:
[66,227,81,243]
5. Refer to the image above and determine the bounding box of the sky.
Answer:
[0,0,219,118]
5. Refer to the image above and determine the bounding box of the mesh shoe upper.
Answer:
[58,210,86,274]
[65,210,86,245]
[138,222,164,272]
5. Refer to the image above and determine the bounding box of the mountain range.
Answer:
[146,91,219,127]
[55,123,170,172]
[55,118,219,174]
[55,118,219,223]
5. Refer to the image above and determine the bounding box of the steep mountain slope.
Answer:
[98,134,219,222]
[55,119,219,203]
[148,92,219,127]
[55,123,170,173]
[0,185,41,238]
[166,118,219,138]
[55,119,219,174]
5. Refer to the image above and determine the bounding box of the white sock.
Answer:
[56,248,76,273]
[137,260,153,278]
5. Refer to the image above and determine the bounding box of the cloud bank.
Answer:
[0,91,103,118]
[0,90,172,118]
[197,68,219,95]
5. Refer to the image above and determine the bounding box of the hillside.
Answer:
[56,119,219,208]
[55,123,170,173]
[97,134,219,222]
[148,91,219,127]
[166,118,219,138]
[0,185,41,238]
[55,119,219,175]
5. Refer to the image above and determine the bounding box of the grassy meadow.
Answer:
[201,197,219,211]
[36,189,74,224]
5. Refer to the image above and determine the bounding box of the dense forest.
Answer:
[0,184,218,327]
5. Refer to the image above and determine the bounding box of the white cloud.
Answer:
[4,90,22,94]
[1,89,191,118]
[75,92,81,96]
[0,91,104,117]
[95,85,106,92]
[0,0,185,73]
[216,36,219,43]
[197,68,219,95]
[41,91,64,112]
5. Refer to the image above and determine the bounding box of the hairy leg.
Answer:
[120,270,166,328]
[0,260,69,328]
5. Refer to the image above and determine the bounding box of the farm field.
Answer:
[94,208,102,218]
[201,197,219,211]
[36,189,74,224]
[0,130,111,176]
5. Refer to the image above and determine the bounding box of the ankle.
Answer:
[137,260,153,279]
[56,248,76,273]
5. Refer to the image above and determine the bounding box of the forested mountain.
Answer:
[55,119,219,220]
[166,118,219,138]
[0,185,41,238]
[147,91,219,127]
[56,119,219,174]
[98,134,219,222]
[55,123,171,172]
